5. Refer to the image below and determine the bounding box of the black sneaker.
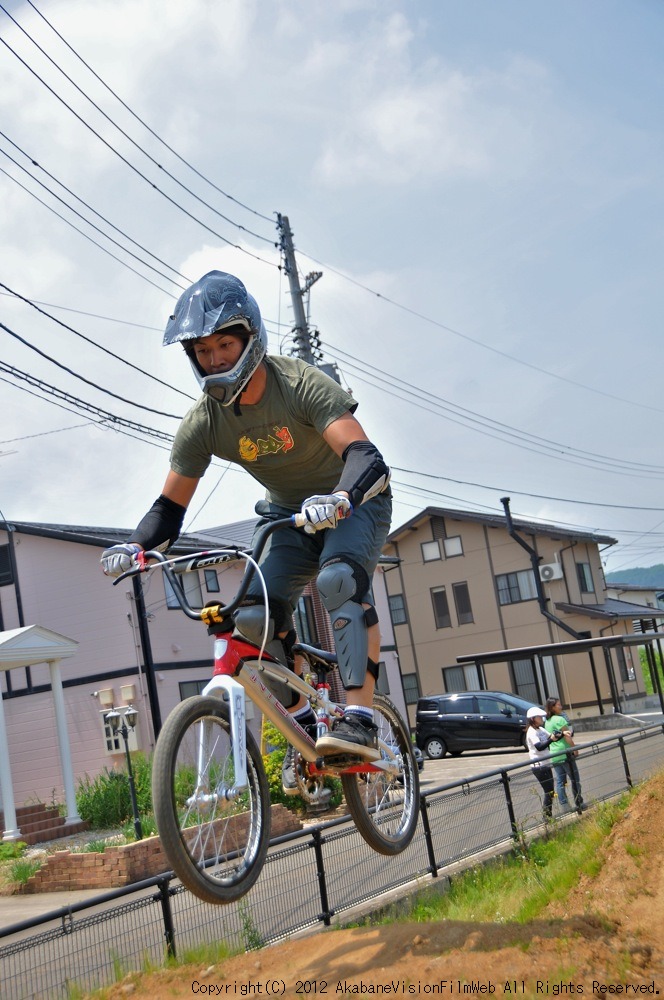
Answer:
[282,745,299,797]
[315,713,380,761]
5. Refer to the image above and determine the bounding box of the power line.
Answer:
[1,320,183,419]
[391,469,664,512]
[295,251,664,418]
[0,31,278,271]
[0,362,175,442]
[0,281,196,401]
[24,0,274,225]
[1,168,176,296]
[325,344,664,477]
[0,3,277,246]
[0,129,191,288]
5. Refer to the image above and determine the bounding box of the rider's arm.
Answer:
[130,471,200,551]
[322,413,390,508]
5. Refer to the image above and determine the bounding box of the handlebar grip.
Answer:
[292,512,307,528]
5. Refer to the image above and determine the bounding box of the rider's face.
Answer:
[192,332,246,375]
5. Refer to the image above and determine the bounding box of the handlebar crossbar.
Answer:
[114,515,298,624]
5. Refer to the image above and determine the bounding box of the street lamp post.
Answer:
[105,706,143,841]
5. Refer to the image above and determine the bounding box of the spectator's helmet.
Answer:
[163,271,267,405]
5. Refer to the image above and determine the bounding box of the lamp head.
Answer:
[124,705,138,730]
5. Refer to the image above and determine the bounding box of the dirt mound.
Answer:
[102,771,664,998]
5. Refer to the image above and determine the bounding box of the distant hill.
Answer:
[606,564,664,588]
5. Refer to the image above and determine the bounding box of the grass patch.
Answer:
[364,794,632,928]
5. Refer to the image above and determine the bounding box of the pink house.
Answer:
[0,518,404,823]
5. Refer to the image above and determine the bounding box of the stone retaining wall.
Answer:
[21,805,301,893]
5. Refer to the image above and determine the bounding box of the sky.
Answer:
[0,0,663,576]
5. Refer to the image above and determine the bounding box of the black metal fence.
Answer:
[1,723,663,1000]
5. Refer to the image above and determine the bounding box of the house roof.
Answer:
[387,505,617,547]
[197,518,258,549]
[5,521,225,552]
[554,597,664,621]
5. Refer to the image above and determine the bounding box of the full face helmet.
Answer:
[163,271,267,405]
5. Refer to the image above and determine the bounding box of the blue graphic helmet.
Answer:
[163,271,267,405]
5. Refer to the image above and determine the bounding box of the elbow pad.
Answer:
[334,440,391,508]
[131,494,186,551]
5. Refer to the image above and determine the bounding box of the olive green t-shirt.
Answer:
[170,356,358,511]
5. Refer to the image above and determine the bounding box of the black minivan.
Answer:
[415,690,534,759]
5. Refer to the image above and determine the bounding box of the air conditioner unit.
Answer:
[539,562,563,582]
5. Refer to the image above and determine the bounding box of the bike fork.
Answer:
[202,670,248,790]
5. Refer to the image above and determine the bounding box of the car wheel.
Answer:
[424,736,447,760]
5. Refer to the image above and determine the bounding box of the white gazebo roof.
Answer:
[0,624,79,671]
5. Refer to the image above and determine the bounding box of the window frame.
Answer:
[388,593,408,626]
[452,581,474,625]
[431,586,452,629]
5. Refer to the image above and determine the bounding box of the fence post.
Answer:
[155,877,177,959]
[618,736,633,788]
[311,829,333,927]
[419,794,438,877]
[500,770,519,842]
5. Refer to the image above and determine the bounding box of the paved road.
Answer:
[1,718,658,930]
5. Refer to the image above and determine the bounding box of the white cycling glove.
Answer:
[100,543,143,577]
[300,493,352,535]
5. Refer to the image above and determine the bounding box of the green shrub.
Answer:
[76,768,132,828]
[76,753,154,829]
[0,841,27,862]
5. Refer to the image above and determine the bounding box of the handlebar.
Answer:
[114,515,305,624]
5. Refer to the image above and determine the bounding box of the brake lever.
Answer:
[112,550,148,586]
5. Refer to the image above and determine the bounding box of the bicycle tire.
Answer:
[152,695,270,905]
[341,694,420,856]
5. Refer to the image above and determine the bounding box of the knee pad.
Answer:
[317,560,372,690]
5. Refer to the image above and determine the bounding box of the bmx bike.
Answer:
[116,515,420,905]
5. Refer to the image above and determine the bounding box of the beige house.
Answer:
[384,504,658,726]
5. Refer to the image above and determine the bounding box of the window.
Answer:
[443,663,482,692]
[431,587,451,628]
[496,569,538,606]
[576,562,594,594]
[615,646,635,683]
[179,679,208,699]
[443,535,463,558]
[402,672,420,705]
[204,569,220,593]
[388,593,408,626]
[452,582,474,624]
[294,595,317,645]
[0,545,13,587]
[421,540,441,562]
[164,571,203,610]
[442,694,475,714]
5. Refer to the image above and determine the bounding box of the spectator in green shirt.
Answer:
[545,696,584,812]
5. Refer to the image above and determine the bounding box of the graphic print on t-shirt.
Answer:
[238,426,294,463]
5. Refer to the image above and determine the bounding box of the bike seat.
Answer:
[292,642,338,670]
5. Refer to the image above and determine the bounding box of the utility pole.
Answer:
[276,214,340,383]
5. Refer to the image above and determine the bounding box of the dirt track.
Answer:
[101,770,664,999]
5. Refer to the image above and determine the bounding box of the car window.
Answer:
[417,699,440,713]
[443,695,475,714]
[476,696,517,715]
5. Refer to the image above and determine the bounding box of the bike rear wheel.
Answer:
[341,694,420,856]
[152,695,270,904]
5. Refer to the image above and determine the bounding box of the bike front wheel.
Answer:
[341,694,420,856]
[152,695,270,905]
